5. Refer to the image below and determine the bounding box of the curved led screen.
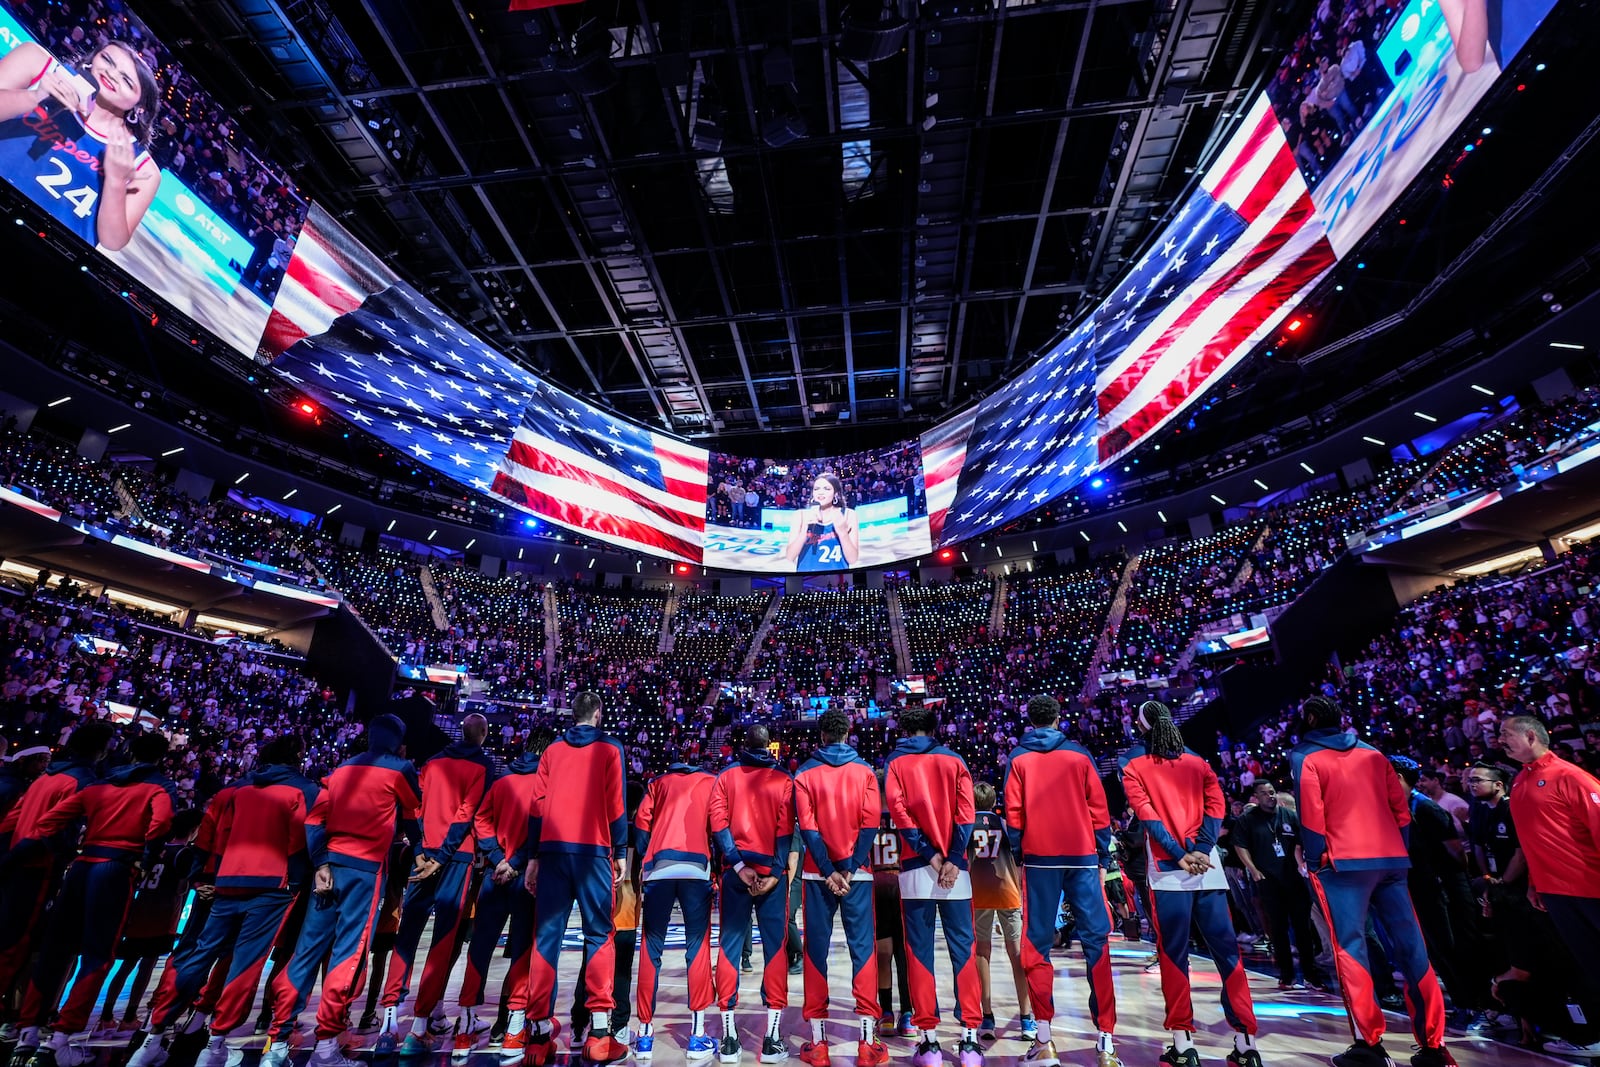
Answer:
[253,0,1561,569]
[0,0,308,354]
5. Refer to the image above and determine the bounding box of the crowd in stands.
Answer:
[14,0,309,296]
[1267,0,1398,182]
[706,445,927,528]
[751,589,892,712]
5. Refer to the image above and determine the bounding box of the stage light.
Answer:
[1157,511,1167,523]
[296,401,317,416]
[1254,479,1269,490]
[161,447,184,457]
[676,563,691,574]
[108,423,131,433]
[1116,521,1127,533]
[587,558,596,569]
[1550,342,1585,350]
[554,553,561,564]
[387,519,397,531]
[283,489,298,500]
[47,396,70,407]
[1536,63,1546,71]
[465,538,476,550]
[523,517,538,529]
[1471,384,1495,396]
[937,548,955,562]
[234,473,249,484]
[1286,318,1303,332]
[1079,531,1091,542]
[326,503,342,514]
[1090,477,1105,489]
[1211,494,1227,506]
[428,529,438,541]
[1362,436,1386,446]
[1355,262,1365,270]
[1300,462,1315,474]
[1414,411,1438,422]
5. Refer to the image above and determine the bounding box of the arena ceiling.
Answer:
[138,0,1314,440]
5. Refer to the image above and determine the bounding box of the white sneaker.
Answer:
[0,1023,15,1044]
[48,1031,93,1067]
[308,1043,364,1067]
[260,1042,291,1067]
[15,1027,40,1050]
[428,1006,453,1037]
[126,1031,171,1067]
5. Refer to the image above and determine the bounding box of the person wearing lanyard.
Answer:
[1233,781,1328,991]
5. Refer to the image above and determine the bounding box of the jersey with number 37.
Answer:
[0,58,153,247]
[968,809,1021,910]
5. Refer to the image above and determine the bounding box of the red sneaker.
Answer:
[798,1041,831,1067]
[583,1034,629,1064]
[521,1021,562,1067]
[499,1030,527,1063]
[857,1041,890,1067]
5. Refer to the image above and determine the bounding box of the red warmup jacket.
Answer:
[210,764,321,893]
[708,750,793,876]
[0,758,98,864]
[1290,728,1410,871]
[1119,743,1225,873]
[306,749,423,871]
[26,762,177,864]
[1510,750,1600,898]
[635,763,717,880]
[1003,728,1112,868]
[884,736,975,872]
[793,743,879,879]
[478,751,541,869]
[527,723,627,860]
[414,742,497,863]
[192,777,247,879]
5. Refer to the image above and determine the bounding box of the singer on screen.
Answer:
[0,39,162,251]
[783,472,860,571]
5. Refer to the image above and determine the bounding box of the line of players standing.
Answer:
[0,690,1466,1067]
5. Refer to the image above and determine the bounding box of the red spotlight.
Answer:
[1285,318,1303,333]
[937,548,955,562]
[674,563,691,575]
[296,401,317,416]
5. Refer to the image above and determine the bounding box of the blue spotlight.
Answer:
[523,518,539,529]
[1089,477,1105,490]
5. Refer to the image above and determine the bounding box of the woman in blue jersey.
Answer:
[783,471,860,571]
[0,39,162,251]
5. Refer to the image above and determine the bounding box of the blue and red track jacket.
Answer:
[527,723,627,860]
[707,749,793,876]
[25,761,177,865]
[478,750,541,869]
[884,736,975,872]
[1290,728,1410,872]
[306,742,422,872]
[191,776,248,880]
[415,741,497,864]
[1003,727,1112,868]
[211,764,321,893]
[1119,743,1224,873]
[0,757,97,861]
[0,762,36,843]
[793,743,879,879]
[635,763,716,881]
[1510,750,1600,898]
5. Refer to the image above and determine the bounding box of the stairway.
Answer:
[542,583,560,696]
[739,593,785,680]
[885,588,911,676]
[1080,553,1142,703]
[659,586,680,654]
[418,566,449,631]
[988,574,1008,640]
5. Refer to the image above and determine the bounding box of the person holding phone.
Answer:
[783,473,860,571]
[0,38,162,250]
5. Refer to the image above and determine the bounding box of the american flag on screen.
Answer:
[1094,93,1336,461]
[491,397,708,564]
[265,205,710,561]
[921,351,1099,547]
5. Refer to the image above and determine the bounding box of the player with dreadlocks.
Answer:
[1120,701,1260,1067]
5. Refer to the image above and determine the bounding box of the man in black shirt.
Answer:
[1392,757,1486,1016]
[1465,763,1538,983]
[1233,782,1328,990]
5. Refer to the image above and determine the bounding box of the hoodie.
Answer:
[1290,727,1410,871]
[635,762,717,880]
[1002,727,1112,868]
[884,735,975,876]
[480,751,541,869]
[209,764,321,893]
[27,762,178,865]
[1118,742,1224,874]
[708,749,794,875]
[415,740,497,863]
[306,716,423,871]
[0,757,98,863]
[793,742,879,880]
[527,723,628,860]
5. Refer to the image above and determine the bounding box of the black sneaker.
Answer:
[1227,1049,1263,1067]
[254,1011,272,1036]
[788,958,803,976]
[358,1012,380,1034]
[719,1035,742,1064]
[759,1036,788,1064]
[1378,994,1405,1013]
[1331,1041,1392,1067]
[1410,1049,1457,1067]
[488,1009,509,1047]
[1161,1048,1201,1067]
